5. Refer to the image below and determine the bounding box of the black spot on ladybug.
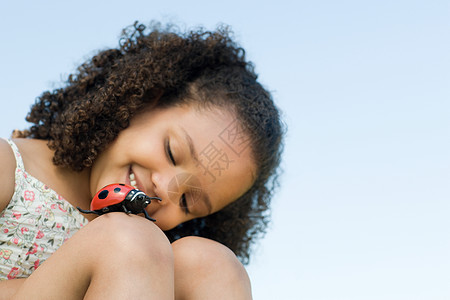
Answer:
[98,190,109,199]
[119,183,125,186]
[114,187,121,193]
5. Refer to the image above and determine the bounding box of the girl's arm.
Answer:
[0,138,16,212]
[0,139,20,297]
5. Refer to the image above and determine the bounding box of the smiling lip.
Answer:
[127,167,158,200]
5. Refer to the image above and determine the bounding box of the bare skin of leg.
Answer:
[8,215,253,299]
[11,213,174,300]
[172,236,253,300]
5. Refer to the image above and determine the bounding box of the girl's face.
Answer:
[90,104,256,230]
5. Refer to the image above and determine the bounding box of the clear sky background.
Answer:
[1,1,449,299]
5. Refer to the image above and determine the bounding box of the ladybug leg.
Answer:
[149,197,162,202]
[142,209,156,222]
[77,207,99,215]
[121,204,132,215]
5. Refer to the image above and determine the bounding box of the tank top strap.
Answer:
[5,139,25,171]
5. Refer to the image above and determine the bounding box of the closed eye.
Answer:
[165,138,176,165]
[180,194,190,215]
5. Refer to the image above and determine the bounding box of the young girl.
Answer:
[0,22,283,299]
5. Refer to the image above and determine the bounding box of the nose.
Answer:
[150,171,168,205]
[151,170,184,207]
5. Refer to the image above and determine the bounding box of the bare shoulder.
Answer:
[0,139,16,212]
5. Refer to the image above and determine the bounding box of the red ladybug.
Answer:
[77,183,161,221]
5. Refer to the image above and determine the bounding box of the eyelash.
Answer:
[166,138,176,165]
[180,194,189,215]
[166,138,190,215]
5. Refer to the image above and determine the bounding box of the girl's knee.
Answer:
[84,213,173,265]
[72,214,174,298]
[172,236,240,269]
[172,236,251,297]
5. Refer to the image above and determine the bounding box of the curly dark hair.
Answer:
[15,21,284,264]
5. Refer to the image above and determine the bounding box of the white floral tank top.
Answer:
[0,139,88,280]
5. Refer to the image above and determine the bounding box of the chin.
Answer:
[156,223,172,231]
[154,221,177,232]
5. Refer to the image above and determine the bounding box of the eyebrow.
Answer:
[179,126,213,215]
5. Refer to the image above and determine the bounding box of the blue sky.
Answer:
[1,1,449,299]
